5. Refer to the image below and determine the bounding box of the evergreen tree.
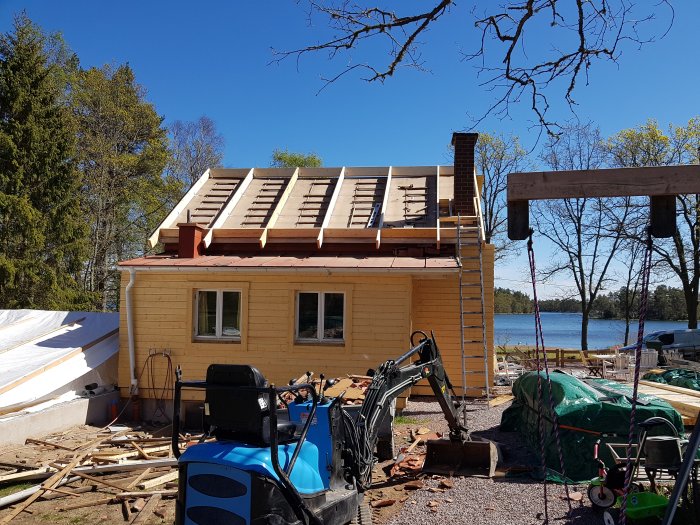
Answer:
[0,14,89,309]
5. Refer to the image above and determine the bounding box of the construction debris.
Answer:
[0,426,194,524]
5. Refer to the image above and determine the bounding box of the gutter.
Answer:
[125,268,138,395]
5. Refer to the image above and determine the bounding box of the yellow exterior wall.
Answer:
[411,243,495,396]
[118,246,494,402]
[118,272,413,401]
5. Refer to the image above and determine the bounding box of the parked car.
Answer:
[620,329,700,367]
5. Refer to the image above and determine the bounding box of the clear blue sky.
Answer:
[1,1,698,297]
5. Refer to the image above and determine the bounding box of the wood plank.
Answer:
[202,168,254,247]
[135,470,178,490]
[148,168,211,247]
[488,394,514,407]
[130,494,162,525]
[317,167,345,248]
[375,166,392,249]
[508,165,700,201]
[260,169,300,247]
[59,497,114,511]
[639,380,700,398]
[0,468,54,484]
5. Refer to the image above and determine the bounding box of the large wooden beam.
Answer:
[317,168,345,248]
[435,166,441,248]
[508,165,700,201]
[147,169,211,248]
[375,167,392,249]
[202,168,254,248]
[259,169,299,248]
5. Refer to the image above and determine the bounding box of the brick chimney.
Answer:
[452,132,478,216]
[177,223,205,258]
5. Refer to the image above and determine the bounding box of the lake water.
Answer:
[495,312,689,350]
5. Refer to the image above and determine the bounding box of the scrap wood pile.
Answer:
[278,372,372,406]
[0,426,198,524]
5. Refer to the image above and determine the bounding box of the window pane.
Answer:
[222,292,241,337]
[298,292,318,339]
[197,291,217,336]
[323,293,344,340]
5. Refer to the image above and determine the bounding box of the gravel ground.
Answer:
[386,399,603,525]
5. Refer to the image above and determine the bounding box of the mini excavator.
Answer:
[171,330,497,525]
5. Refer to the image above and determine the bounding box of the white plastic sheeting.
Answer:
[0,310,119,413]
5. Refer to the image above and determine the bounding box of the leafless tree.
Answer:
[533,122,630,349]
[279,1,673,133]
[475,132,529,261]
[168,116,225,191]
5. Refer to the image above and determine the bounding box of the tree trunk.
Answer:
[581,309,589,351]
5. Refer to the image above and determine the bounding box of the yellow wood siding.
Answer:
[410,243,495,396]
[118,272,412,401]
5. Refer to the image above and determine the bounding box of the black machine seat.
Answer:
[205,364,297,445]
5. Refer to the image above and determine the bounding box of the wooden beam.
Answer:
[473,170,485,242]
[202,168,254,248]
[375,166,392,250]
[507,164,700,202]
[317,168,345,248]
[435,166,440,249]
[147,168,211,248]
[260,169,299,248]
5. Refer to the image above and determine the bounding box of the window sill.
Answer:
[294,340,345,347]
[193,337,242,344]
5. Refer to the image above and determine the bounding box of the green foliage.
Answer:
[72,64,172,309]
[494,288,533,314]
[271,148,322,168]
[0,14,90,309]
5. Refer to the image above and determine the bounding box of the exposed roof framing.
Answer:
[148,165,485,251]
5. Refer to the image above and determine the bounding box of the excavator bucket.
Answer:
[423,438,499,477]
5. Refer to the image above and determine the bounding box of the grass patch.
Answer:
[394,415,422,425]
[0,482,34,498]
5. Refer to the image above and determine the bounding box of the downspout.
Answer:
[125,268,138,395]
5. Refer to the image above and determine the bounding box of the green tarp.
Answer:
[643,368,700,392]
[501,371,684,482]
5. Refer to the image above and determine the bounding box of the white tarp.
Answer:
[0,310,119,412]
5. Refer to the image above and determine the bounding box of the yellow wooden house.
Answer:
[117,133,494,414]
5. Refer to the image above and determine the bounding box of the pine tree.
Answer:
[0,14,90,309]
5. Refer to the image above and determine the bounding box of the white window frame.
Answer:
[194,289,242,341]
[295,291,345,343]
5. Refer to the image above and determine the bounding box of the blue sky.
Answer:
[1,1,697,297]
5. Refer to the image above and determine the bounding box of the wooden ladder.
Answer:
[242,180,285,226]
[348,180,384,227]
[296,180,332,226]
[399,184,428,225]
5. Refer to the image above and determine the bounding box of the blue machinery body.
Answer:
[172,331,495,525]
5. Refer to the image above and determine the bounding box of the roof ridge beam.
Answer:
[436,165,441,249]
[375,166,392,250]
[260,168,299,248]
[202,168,255,248]
[147,168,211,248]
[317,168,345,248]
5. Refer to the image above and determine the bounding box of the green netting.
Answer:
[643,368,700,391]
[501,371,684,482]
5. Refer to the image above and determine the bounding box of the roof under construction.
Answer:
[146,165,482,253]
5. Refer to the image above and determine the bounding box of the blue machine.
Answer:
[171,331,492,525]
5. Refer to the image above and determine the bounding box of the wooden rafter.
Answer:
[317,168,345,248]
[202,168,254,248]
[473,170,485,242]
[435,165,441,249]
[375,167,393,249]
[259,169,299,248]
[147,169,211,248]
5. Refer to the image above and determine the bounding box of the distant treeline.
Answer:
[495,286,687,321]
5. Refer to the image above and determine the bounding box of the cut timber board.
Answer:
[638,381,700,425]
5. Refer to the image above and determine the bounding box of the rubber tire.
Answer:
[603,508,620,525]
[588,484,617,509]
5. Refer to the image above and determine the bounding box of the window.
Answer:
[195,290,241,340]
[296,292,344,342]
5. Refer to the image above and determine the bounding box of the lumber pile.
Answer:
[638,380,700,426]
[0,426,195,524]
[279,373,372,406]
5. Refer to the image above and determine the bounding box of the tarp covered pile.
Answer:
[501,371,683,482]
[643,368,700,391]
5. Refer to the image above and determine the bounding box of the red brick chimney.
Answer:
[452,132,479,216]
[177,223,205,258]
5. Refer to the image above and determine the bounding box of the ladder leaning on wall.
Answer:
[457,212,490,404]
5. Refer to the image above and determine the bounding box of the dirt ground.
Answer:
[0,390,552,525]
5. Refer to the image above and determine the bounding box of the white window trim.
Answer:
[295,291,345,343]
[194,289,242,341]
